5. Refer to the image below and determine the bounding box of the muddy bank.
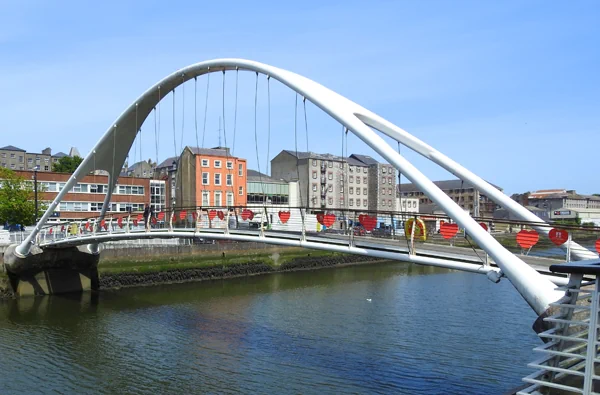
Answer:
[99,254,384,290]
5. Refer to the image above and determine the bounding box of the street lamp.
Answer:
[33,165,40,224]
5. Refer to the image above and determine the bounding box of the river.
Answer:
[0,262,540,394]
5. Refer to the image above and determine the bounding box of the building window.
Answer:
[388,200,392,207]
[328,172,333,180]
[312,171,317,179]
[226,161,233,169]
[10,164,15,169]
[214,160,222,168]
[388,177,392,184]
[10,153,15,159]
[27,158,32,164]
[349,187,353,194]
[238,186,243,196]
[202,191,210,206]
[382,177,386,184]
[312,184,317,192]
[45,158,49,163]
[328,161,333,168]
[356,177,360,185]
[356,188,361,196]
[349,199,354,206]
[328,197,333,205]
[226,174,233,186]
[226,192,234,206]
[339,162,344,169]
[363,188,367,195]
[312,159,317,166]
[214,173,221,185]
[363,177,367,184]
[238,163,243,176]
[44,166,49,171]
[382,167,387,174]
[18,156,23,163]
[363,199,367,207]
[349,175,354,183]
[382,200,386,206]
[0,153,4,158]
[214,191,222,206]
[202,172,209,185]
[200,159,209,167]
[388,188,392,195]
[328,184,333,192]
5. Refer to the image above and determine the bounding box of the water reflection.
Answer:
[0,262,539,394]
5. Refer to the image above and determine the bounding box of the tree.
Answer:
[0,168,47,227]
[52,155,83,173]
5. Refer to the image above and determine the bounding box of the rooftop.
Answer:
[349,154,379,166]
[0,145,25,152]
[187,146,232,157]
[247,169,287,184]
[398,179,502,193]
[52,152,68,158]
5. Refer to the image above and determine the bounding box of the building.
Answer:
[1,145,78,172]
[528,189,600,211]
[397,179,502,218]
[345,156,370,210]
[549,208,600,226]
[125,160,156,178]
[246,170,298,206]
[175,146,247,208]
[13,170,166,222]
[271,150,349,210]
[349,154,396,212]
[396,196,419,213]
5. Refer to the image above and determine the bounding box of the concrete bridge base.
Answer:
[3,245,99,297]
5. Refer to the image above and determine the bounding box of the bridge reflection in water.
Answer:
[0,261,539,395]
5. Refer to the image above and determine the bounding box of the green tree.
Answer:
[52,155,83,173]
[0,168,47,226]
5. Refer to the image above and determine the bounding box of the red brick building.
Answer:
[14,170,166,223]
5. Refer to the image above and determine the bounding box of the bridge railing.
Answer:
[38,206,600,263]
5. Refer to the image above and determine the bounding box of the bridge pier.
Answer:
[3,245,99,297]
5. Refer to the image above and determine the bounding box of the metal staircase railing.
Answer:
[518,259,600,395]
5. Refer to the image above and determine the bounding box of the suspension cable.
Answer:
[154,107,159,168]
[172,87,177,158]
[294,93,303,208]
[180,74,185,155]
[266,75,271,176]
[157,86,161,162]
[303,97,309,152]
[202,70,210,149]
[232,68,239,155]
[222,70,227,149]
[253,72,265,202]
[194,77,199,152]
[221,70,235,207]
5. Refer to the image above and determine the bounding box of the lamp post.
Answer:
[33,165,40,224]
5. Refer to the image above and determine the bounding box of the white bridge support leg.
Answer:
[17,58,563,316]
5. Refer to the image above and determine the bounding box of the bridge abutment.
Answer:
[3,245,99,297]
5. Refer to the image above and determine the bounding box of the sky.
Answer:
[1,0,598,195]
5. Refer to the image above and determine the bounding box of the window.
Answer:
[238,186,243,196]
[356,188,360,196]
[356,177,361,185]
[202,191,210,206]
[312,159,317,166]
[226,174,233,186]
[10,164,15,169]
[349,175,354,183]
[72,184,88,193]
[312,171,317,179]
[214,160,222,168]
[388,177,392,184]
[226,161,233,169]
[349,199,354,206]
[363,177,367,184]
[382,200,386,206]
[363,167,367,173]
[363,188,367,195]
[388,188,392,195]
[339,162,344,169]
[363,199,367,207]
[10,153,15,159]
[349,166,354,173]
[18,156,23,163]
[328,172,333,180]
[388,200,392,207]
[44,158,49,163]
[328,197,333,205]
[328,185,333,192]
[202,172,209,185]
[312,184,317,192]
[27,158,32,164]
[328,161,333,168]
[382,177,386,184]
[44,166,49,171]
[202,159,209,167]
[382,167,387,174]
[0,153,4,158]
[238,163,243,176]
[214,191,222,206]
[226,192,234,206]
[349,187,353,194]
[214,173,221,185]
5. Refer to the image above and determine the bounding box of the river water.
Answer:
[0,262,540,394]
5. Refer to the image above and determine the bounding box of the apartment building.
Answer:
[398,179,501,218]
[1,145,72,172]
[13,170,166,222]
[175,146,247,208]
[271,150,348,210]
[350,154,397,212]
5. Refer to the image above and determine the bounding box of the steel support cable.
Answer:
[154,107,159,169]
[303,97,309,152]
[294,93,303,208]
[180,74,185,157]
[253,72,265,203]
[157,86,162,158]
[232,68,239,156]
[202,70,210,149]
[194,77,199,152]
[172,88,177,159]
[221,70,235,208]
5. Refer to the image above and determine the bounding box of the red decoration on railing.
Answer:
[278,211,290,224]
[241,209,254,221]
[549,228,569,246]
[48,227,53,235]
[157,212,165,221]
[60,225,65,232]
[317,213,335,227]
[179,211,187,220]
[358,214,377,231]
[479,222,488,232]
[117,217,123,229]
[85,222,90,231]
[208,210,217,220]
[100,219,106,230]
[595,239,600,254]
[192,211,197,220]
[316,213,324,225]
[137,213,144,221]
[151,216,157,224]
[440,222,459,239]
[516,229,539,249]
[217,211,225,220]
[133,219,138,226]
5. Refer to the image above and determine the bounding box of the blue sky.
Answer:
[1,0,598,195]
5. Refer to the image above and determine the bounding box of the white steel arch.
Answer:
[16,58,562,315]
